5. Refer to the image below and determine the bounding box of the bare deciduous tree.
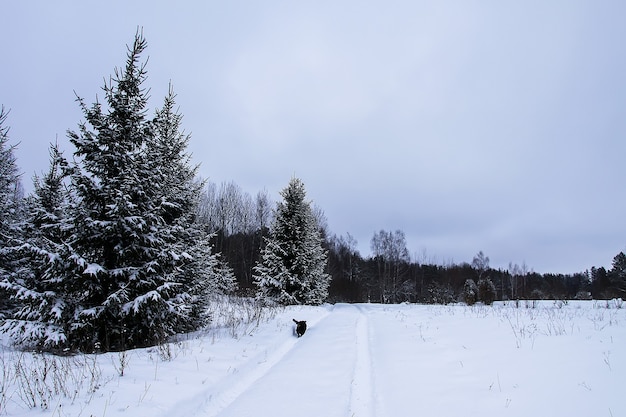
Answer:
[472,251,490,280]
[371,230,410,303]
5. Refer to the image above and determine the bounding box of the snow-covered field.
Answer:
[1,300,624,417]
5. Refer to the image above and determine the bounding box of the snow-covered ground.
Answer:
[1,300,624,417]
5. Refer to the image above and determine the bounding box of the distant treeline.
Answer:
[197,181,625,303]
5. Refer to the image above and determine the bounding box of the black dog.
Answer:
[293,319,307,337]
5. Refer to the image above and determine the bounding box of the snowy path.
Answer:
[157,308,333,417]
[214,304,372,417]
[159,304,378,417]
[349,305,377,417]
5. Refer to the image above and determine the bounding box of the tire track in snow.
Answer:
[349,306,376,417]
[159,309,332,417]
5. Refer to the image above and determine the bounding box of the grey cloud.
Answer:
[2,0,625,274]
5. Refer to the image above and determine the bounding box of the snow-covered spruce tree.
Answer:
[151,84,201,226]
[463,278,478,306]
[253,178,330,305]
[151,87,235,329]
[63,32,206,351]
[0,106,25,317]
[0,144,80,349]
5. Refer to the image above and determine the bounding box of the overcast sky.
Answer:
[3,1,625,274]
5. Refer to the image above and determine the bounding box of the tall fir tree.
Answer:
[151,84,201,224]
[0,106,25,317]
[253,177,330,305]
[151,85,235,329]
[58,31,209,351]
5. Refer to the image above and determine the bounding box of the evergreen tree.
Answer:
[463,278,478,305]
[0,33,223,352]
[253,178,330,305]
[0,144,78,349]
[154,89,222,332]
[0,107,25,317]
[590,266,610,298]
[151,84,200,224]
[59,32,206,351]
[478,278,497,305]
[150,86,229,330]
[608,252,626,298]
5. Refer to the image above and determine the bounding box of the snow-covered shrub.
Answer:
[426,282,455,305]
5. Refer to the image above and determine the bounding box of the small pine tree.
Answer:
[181,227,237,329]
[253,178,330,305]
[463,279,478,305]
[478,278,497,305]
